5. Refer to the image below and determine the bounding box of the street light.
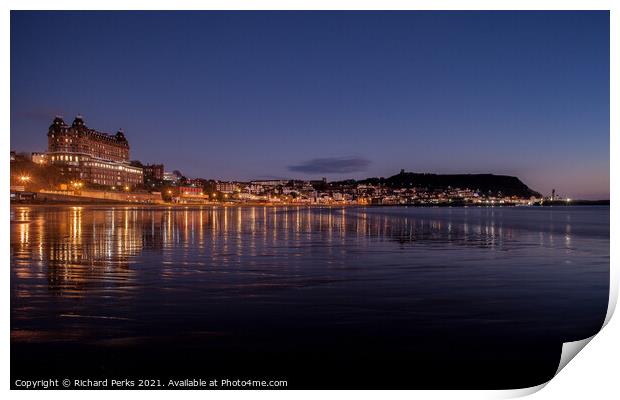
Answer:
[124,186,130,191]
[19,176,30,183]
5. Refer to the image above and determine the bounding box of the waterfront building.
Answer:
[172,185,208,204]
[31,152,48,165]
[237,192,268,201]
[143,164,165,182]
[179,186,203,197]
[47,115,142,187]
[215,181,238,193]
[244,183,265,194]
[250,179,290,187]
[163,171,182,183]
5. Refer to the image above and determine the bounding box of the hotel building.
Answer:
[47,115,143,187]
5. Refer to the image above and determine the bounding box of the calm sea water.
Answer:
[10,205,609,389]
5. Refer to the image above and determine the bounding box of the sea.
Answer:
[10,205,609,389]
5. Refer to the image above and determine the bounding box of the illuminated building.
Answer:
[163,171,182,183]
[174,185,207,204]
[47,115,143,187]
[215,181,238,193]
[179,186,203,197]
[143,164,164,182]
[31,152,48,164]
[250,179,289,187]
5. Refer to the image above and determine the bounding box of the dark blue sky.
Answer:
[11,11,609,199]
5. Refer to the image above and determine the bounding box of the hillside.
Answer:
[357,171,541,198]
[10,157,65,192]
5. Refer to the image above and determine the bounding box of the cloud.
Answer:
[288,157,371,174]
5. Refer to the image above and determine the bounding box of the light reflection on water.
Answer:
[10,205,608,353]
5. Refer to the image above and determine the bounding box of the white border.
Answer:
[3,2,617,399]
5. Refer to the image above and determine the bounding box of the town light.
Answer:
[19,176,31,182]
[124,186,130,191]
[167,190,172,194]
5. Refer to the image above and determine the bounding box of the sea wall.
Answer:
[38,189,163,203]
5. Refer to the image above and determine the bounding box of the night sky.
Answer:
[10,11,609,199]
